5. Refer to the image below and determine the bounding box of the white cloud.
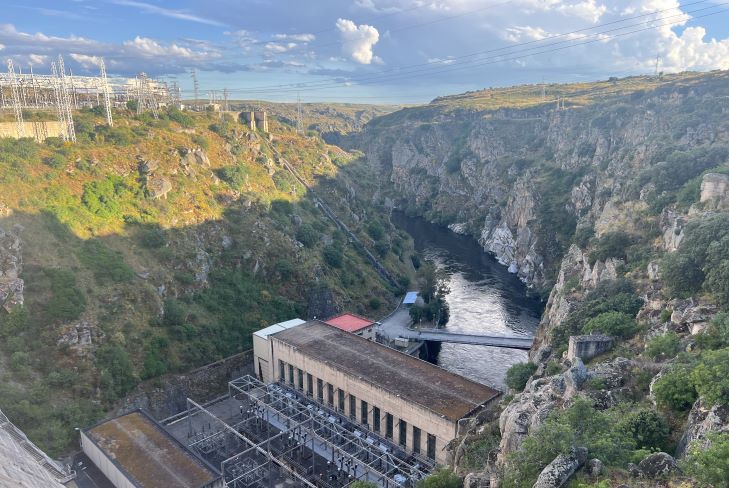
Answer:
[264,42,298,54]
[123,36,198,59]
[28,54,49,65]
[69,53,101,68]
[336,18,380,64]
[427,56,456,65]
[111,0,225,27]
[273,33,315,43]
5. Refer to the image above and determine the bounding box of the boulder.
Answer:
[564,357,589,398]
[463,472,491,488]
[700,172,729,209]
[637,452,679,479]
[0,225,24,312]
[532,447,588,488]
[181,147,211,167]
[586,458,603,478]
[138,158,159,174]
[676,398,729,457]
[147,176,173,200]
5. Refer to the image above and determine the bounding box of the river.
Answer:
[392,213,544,389]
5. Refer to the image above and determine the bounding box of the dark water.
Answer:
[392,212,543,389]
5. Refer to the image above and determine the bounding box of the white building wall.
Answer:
[80,432,137,488]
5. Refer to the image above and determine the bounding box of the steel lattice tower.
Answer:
[57,55,76,142]
[6,60,25,138]
[99,58,113,127]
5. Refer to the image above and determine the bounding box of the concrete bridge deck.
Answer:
[396,328,533,349]
[377,305,533,350]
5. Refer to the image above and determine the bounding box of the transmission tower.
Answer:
[192,69,199,110]
[29,64,39,108]
[223,88,229,112]
[654,54,661,77]
[136,72,158,119]
[50,62,68,140]
[99,58,113,127]
[57,55,76,142]
[6,60,25,138]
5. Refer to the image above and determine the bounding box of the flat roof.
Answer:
[253,318,306,339]
[85,410,218,488]
[272,321,500,422]
[403,292,418,304]
[324,313,374,333]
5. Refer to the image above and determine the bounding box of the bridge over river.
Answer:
[377,304,534,351]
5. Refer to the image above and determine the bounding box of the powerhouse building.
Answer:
[256,320,500,464]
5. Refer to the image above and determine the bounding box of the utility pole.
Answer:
[296,92,303,134]
[99,58,113,127]
[7,60,25,138]
[191,69,199,110]
[223,87,229,112]
[654,54,661,77]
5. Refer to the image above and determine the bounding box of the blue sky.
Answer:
[3,0,729,103]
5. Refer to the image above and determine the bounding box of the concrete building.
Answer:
[324,312,376,339]
[252,318,306,383]
[253,111,269,132]
[239,111,256,130]
[269,321,500,464]
[81,410,222,488]
[0,408,73,487]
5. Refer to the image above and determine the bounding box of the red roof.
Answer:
[324,313,374,333]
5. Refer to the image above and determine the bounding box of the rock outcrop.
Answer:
[635,452,680,479]
[532,447,588,488]
[676,399,729,458]
[180,147,211,167]
[700,172,729,209]
[0,225,23,312]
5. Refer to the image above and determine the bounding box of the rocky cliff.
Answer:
[349,71,729,486]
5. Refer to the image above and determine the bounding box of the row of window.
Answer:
[279,360,436,460]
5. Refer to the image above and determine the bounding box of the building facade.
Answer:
[268,321,500,464]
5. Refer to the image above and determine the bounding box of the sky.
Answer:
[2,0,729,104]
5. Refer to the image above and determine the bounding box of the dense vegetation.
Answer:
[0,106,416,455]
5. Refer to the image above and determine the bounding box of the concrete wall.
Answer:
[240,111,256,130]
[116,350,253,420]
[0,121,64,142]
[254,111,268,132]
[252,334,273,383]
[567,335,614,362]
[271,338,455,464]
[80,431,136,488]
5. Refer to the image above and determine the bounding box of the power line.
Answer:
[225,2,729,96]
[216,0,715,95]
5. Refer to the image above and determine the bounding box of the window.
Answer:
[288,364,294,386]
[385,413,393,440]
[278,360,285,382]
[361,400,368,426]
[427,434,436,460]
[307,374,313,396]
[338,389,345,413]
[327,384,334,406]
[349,395,357,420]
[373,407,380,433]
[317,379,324,402]
[413,427,421,454]
[297,369,304,390]
[399,420,407,447]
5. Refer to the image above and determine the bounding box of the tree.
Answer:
[505,362,537,392]
[583,311,638,339]
[418,469,462,488]
[644,332,680,360]
[589,231,632,264]
[653,364,698,412]
[618,408,670,451]
[682,433,729,488]
[691,349,729,406]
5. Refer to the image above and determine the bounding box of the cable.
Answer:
[209,0,713,94]
[211,2,729,95]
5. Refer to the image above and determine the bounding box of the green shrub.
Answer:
[660,309,673,323]
[191,134,209,149]
[81,175,132,218]
[696,313,729,350]
[77,240,135,284]
[369,297,382,310]
[691,349,729,406]
[573,225,594,248]
[660,252,704,298]
[138,227,167,249]
[295,224,318,248]
[583,311,638,339]
[43,268,86,322]
[323,246,343,268]
[217,165,248,188]
[275,259,294,280]
[96,344,138,401]
[505,362,537,392]
[645,332,680,360]
[589,231,632,264]
[653,364,698,411]
[166,107,194,127]
[418,469,462,488]
[43,153,66,169]
[618,408,670,451]
[367,220,385,241]
[682,433,729,488]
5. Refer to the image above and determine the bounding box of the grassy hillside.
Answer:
[0,105,415,455]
